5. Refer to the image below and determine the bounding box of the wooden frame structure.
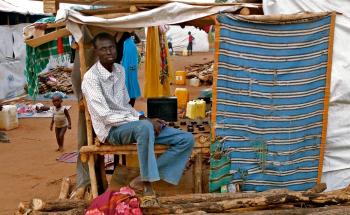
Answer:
[27,0,262,199]
[76,19,214,199]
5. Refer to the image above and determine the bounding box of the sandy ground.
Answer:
[0,52,214,214]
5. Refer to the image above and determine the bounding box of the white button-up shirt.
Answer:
[82,61,140,142]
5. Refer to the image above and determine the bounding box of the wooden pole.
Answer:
[144,191,350,214]
[158,189,290,205]
[193,153,203,193]
[31,208,85,215]
[211,16,220,141]
[58,177,71,199]
[78,39,98,198]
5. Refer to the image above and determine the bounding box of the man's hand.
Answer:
[149,118,166,136]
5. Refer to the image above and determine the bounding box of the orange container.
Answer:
[175,88,189,109]
[175,71,186,85]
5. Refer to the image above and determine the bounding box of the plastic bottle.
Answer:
[0,105,19,130]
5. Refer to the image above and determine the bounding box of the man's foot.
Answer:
[140,182,159,208]
[129,176,143,193]
[129,177,156,196]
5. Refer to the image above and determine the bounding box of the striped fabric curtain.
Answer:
[211,13,335,192]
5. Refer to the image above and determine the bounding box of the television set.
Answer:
[147,97,178,122]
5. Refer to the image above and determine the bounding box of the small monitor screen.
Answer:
[147,97,178,122]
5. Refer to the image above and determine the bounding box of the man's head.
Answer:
[92,33,116,67]
[188,31,191,35]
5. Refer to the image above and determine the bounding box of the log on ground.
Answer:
[30,198,89,211]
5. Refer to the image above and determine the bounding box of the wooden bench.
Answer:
[80,127,210,198]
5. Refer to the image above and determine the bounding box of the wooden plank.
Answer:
[46,22,66,29]
[43,0,59,13]
[25,28,71,48]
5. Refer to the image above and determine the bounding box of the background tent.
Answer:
[167,25,210,52]
[0,0,47,100]
[264,0,350,191]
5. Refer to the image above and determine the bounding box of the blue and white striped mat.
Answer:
[213,13,334,192]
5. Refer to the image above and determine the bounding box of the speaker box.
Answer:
[147,97,178,122]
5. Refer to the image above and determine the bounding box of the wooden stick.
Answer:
[239,7,250,15]
[237,12,330,23]
[193,153,202,193]
[237,205,350,215]
[17,201,30,214]
[25,28,71,48]
[0,94,27,105]
[318,11,336,183]
[158,189,290,204]
[30,198,88,211]
[31,208,85,215]
[58,177,71,200]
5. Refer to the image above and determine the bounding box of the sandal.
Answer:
[140,195,160,208]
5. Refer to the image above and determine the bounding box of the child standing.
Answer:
[50,94,71,152]
[187,31,195,56]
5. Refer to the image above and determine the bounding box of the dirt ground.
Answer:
[0,52,214,214]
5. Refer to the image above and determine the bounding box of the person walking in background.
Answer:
[116,32,141,107]
[50,93,71,152]
[187,31,195,56]
[168,37,174,55]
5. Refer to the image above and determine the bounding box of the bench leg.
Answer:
[98,155,108,192]
[193,153,203,193]
[88,154,98,198]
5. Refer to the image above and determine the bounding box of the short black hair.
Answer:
[92,32,114,48]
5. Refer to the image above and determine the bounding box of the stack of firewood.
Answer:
[185,61,213,85]
[15,177,91,215]
[38,67,73,94]
[16,182,350,214]
[143,183,350,214]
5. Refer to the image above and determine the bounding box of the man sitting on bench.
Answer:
[81,33,194,201]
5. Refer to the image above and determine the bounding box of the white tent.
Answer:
[0,0,85,100]
[0,0,47,99]
[0,0,46,15]
[264,0,350,191]
[167,25,209,53]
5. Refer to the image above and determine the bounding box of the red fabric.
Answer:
[85,187,142,215]
[57,37,64,54]
[188,35,194,43]
[202,25,211,33]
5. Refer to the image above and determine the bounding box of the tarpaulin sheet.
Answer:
[53,2,253,42]
[264,0,350,191]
